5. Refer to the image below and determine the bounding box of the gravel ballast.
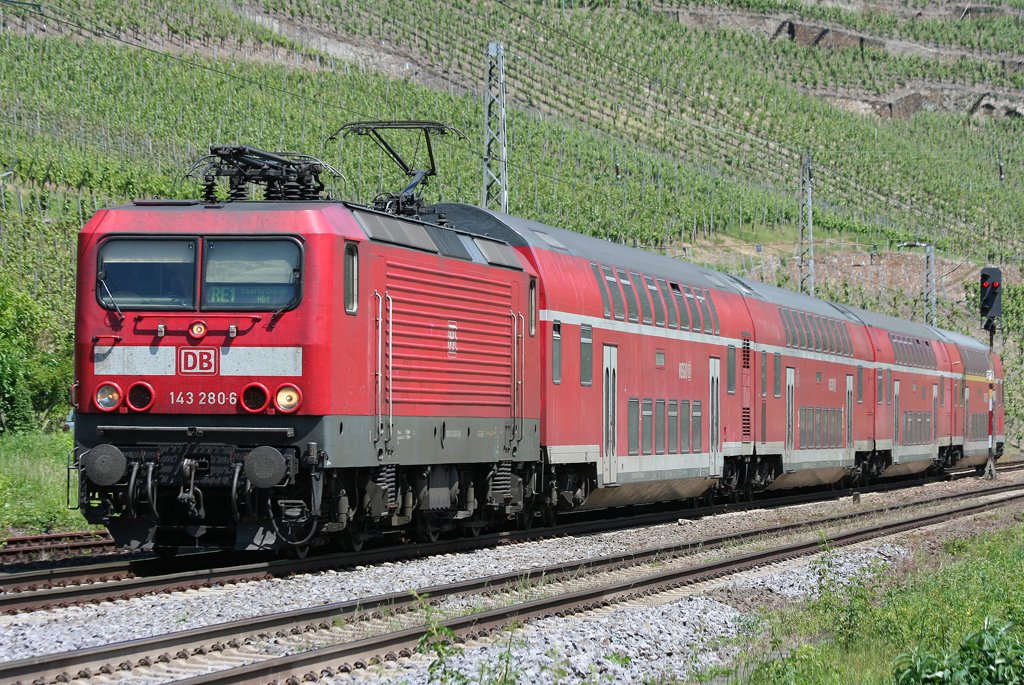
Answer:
[0,473,1018,665]
[349,545,908,684]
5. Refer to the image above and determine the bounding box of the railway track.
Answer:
[4,482,1023,685]
[0,531,114,563]
[1,468,1016,613]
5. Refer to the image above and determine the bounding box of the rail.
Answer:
[4,484,1023,684]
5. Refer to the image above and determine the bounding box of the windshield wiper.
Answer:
[97,271,125,325]
[268,295,298,329]
[268,271,301,329]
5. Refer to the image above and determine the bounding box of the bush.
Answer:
[893,621,1024,685]
[0,276,73,432]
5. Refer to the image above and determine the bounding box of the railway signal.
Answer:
[978,266,1003,480]
[979,266,1002,319]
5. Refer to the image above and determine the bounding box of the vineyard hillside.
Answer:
[0,0,1022,444]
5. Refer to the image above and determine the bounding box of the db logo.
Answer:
[178,347,218,375]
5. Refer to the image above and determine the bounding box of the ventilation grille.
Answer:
[742,338,751,369]
[742,407,752,440]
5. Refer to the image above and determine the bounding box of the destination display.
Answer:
[204,284,292,307]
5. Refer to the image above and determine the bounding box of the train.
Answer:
[71,126,1004,554]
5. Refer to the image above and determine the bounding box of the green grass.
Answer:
[0,431,87,535]
[712,522,1024,684]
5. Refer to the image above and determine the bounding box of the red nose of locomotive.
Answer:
[72,198,331,552]
[81,232,306,417]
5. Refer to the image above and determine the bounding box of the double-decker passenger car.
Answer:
[72,136,1003,553]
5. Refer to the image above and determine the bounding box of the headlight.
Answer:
[94,382,123,411]
[188,320,208,339]
[274,384,302,413]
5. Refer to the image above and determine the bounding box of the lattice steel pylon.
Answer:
[798,152,815,297]
[481,42,508,213]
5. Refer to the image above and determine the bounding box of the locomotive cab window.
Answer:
[202,238,301,310]
[97,238,196,310]
[529,279,537,335]
[344,243,358,314]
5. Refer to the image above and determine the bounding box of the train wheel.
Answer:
[285,545,310,559]
[341,529,365,553]
[516,507,535,530]
[541,506,558,528]
[413,516,441,543]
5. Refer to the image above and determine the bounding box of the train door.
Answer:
[785,367,795,453]
[893,379,901,448]
[709,357,722,476]
[963,383,970,443]
[846,374,854,461]
[932,383,938,445]
[602,345,618,484]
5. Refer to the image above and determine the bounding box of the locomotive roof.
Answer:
[87,200,363,238]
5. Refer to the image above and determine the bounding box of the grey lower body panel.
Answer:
[766,466,851,490]
[77,412,541,469]
[579,477,717,510]
[955,452,991,468]
[324,415,541,467]
[880,460,933,478]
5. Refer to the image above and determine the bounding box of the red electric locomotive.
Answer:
[71,124,1004,553]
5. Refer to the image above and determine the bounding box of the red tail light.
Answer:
[126,382,155,411]
[241,383,270,413]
